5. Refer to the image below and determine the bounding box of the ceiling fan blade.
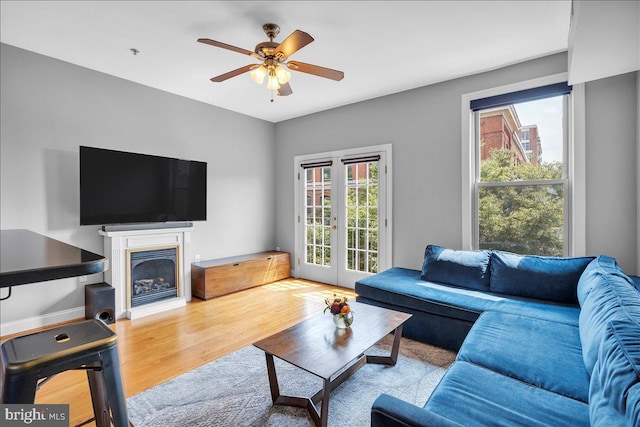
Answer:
[198,38,257,57]
[287,61,344,81]
[274,30,314,59]
[277,82,293,96]
[210,64,255,82]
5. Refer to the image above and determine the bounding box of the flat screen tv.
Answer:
[80,146,207,226]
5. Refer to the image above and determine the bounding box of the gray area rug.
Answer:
[127,334,455,426]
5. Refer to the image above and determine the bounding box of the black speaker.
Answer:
[85,283,115,324]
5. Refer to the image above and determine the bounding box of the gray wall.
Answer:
[0,44,276,327]
[584,71,638,272]
[274,53,639,275]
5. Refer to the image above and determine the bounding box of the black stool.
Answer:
[1,319,129,427]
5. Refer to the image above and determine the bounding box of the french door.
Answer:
[295,146,391,287]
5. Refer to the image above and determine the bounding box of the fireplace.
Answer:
[128,247,179,307]
[100,225,192,319]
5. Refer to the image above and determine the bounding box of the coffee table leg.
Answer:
[265,353,280,403]
[264,352,325,427]
[388,323,404,364]
[319,377,330,427]
[366,324,404,366]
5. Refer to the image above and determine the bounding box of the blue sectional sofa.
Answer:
[356,245,640,426]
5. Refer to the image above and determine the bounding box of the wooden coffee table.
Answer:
[253,301,412,427]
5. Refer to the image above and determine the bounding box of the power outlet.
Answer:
[194,254,201,262]
[79,275,88,283]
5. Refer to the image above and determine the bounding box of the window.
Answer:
[471,82,571,256]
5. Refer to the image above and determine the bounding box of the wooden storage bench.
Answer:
[191,251,290,300]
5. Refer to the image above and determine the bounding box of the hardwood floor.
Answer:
[1,278,357,427]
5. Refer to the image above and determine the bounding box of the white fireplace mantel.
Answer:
[100,226,192,319]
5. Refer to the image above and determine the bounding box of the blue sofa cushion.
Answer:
[423,361,589,427]
[579,270,640,374]
[490,251,594,304]
[577,256,630,306]
[457,311,589,402]
[420,245,491,291]
[371,394,464,427]
[355,267,580,326]
[589,320,640,426]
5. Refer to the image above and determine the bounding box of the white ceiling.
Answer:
[0,1,572,123]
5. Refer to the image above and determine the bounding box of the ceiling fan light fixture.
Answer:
[275,65,291,84]
[266,70,281,90]
[250,65,267,84]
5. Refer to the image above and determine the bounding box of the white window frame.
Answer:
[461,73,586,255]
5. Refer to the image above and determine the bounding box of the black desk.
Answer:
[0,230,106,297]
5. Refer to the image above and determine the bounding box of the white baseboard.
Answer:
[0,307,85,337]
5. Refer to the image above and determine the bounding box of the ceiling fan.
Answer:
[198,23,344,100]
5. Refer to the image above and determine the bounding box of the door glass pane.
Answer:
[345,161,379,273]
[478,184,564,256]
[305,166,332,266]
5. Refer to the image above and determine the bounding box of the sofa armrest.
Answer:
[371,394,463,427]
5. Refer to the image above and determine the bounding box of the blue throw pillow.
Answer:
[631,276,640,293]
[489,251,594,304]
[420,245,491,291]
[589,320,640,426]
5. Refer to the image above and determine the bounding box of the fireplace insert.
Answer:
[129,247,178,307]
